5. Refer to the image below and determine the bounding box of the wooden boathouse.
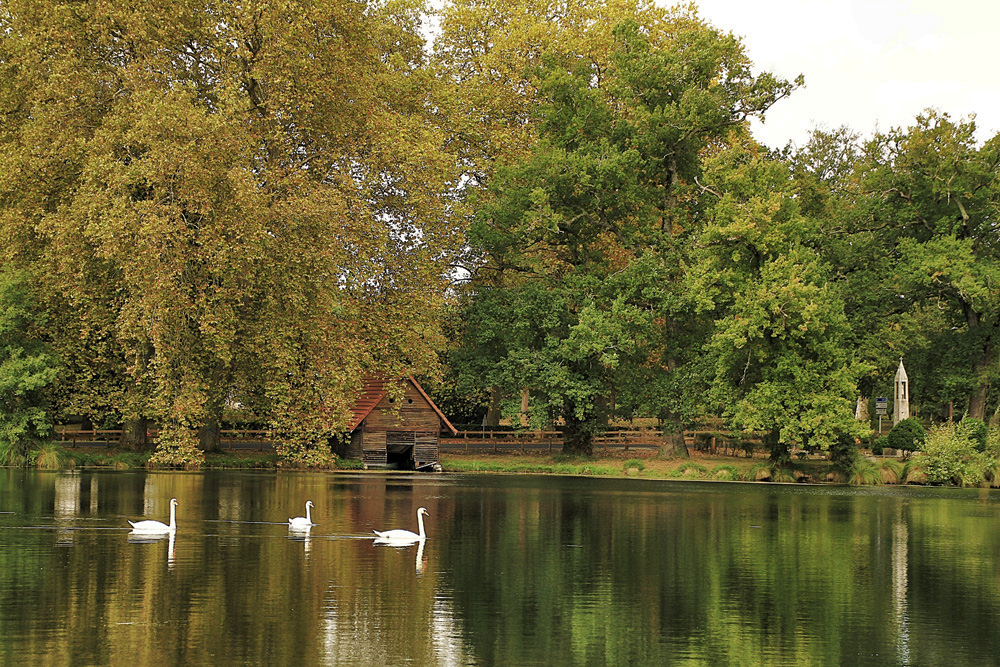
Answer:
[341,376,457,470]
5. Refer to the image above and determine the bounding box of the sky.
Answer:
[684,0,1000,149]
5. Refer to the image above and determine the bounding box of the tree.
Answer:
[0,0,462,464]
[815,112,1000,423]
[451,7,799,454]
[0,267,61,465]
[691,141,871,462]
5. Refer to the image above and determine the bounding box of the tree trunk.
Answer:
[963,304,991,421]
[855,395,870,422]
[485,386,501,427]
[766,429,790,465]
[969,391,987,422]
[198,416,222,452]
[657,416,688,459]
[119,417,149,451]
[562,402,594,456]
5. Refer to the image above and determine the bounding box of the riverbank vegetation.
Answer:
[41,419,1000,489]
[1,0,998,480]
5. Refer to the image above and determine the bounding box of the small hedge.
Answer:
[887,418,926,453]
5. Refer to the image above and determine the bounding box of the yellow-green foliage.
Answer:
[917,423,992,486]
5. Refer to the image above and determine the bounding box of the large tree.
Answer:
[854,112,1000,421]
[798,113,1000,424]
[691,140,871,462]
[450,6,799,454]
[0,0,461,464]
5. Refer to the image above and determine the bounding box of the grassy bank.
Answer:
[439,450,837,483]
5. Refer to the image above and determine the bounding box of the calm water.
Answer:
[2,470,1000,666]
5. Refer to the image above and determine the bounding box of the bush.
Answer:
[849,458,882,485]
[335,457,366,470]
[0,268,61,466]
[887,418,926,453]
[33,442,66,469]
[747,462,772,481]
[879,459,904,484]
[957,418,989,452]
[918,423,989,486]
[902,459,927,484]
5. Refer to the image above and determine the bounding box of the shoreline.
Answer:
[29,447,937,487]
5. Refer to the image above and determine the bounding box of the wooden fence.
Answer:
[54,429,273,451]
[55,427,713,454]
[439,430,672,453]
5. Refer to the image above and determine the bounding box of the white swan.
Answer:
[289,500,314,530]
[129,498,177,533]
[374,507,428,543]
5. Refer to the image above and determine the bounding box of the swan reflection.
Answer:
[373,534,427,574]
[288,524,313,558]
[127,530,176,570]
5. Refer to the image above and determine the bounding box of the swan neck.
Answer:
[168,503,176,530]
[305,504,312,523]
[417,511,425,539]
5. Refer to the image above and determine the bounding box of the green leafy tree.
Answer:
[452,7,798,454]
[692,141,871,462]
[847,112,1000,421]
[0,267,61,465]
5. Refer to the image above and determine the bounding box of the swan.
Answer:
[289,500,314,530]
[374,507,428,542]
[129,498,177,533]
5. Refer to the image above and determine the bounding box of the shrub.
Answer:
[879,459,904,484]
[0,268,61,466]
[902,459,927,484]
[887,418,926,453]
[957,418,989,452]
[747,462,772,481]
[849,458,882,485]
[33,442,65,470]
[335,457,366,470]
[149,424,205,469]
[918,423,989,486]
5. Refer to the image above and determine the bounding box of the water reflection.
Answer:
[54,473,81,545]
[127,530,176,570]
[893,515,910,665]
[2,471,1000,666]
[288,525,313,559]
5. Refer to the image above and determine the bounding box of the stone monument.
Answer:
[893,358,910,425]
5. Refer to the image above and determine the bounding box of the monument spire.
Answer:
[893,358,910,425]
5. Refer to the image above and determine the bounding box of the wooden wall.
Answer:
[364,383,441,433]
[357,380,441,467]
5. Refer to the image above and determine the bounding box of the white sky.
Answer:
[683,0,1000,149]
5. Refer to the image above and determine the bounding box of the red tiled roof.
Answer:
[346,376,457,435]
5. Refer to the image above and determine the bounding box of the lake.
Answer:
[1,469,999,666]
